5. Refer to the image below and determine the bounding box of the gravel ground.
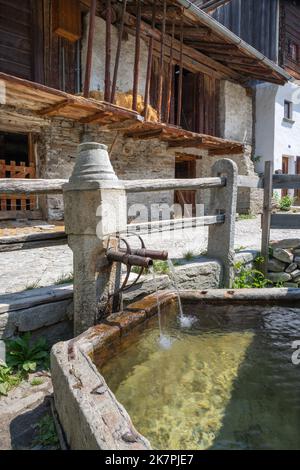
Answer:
[1,217,300,295]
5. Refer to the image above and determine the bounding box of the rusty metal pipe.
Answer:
[107,250,153,268]
[119,248,168,261]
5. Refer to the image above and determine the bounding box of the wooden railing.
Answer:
[0,173,240,253]
[0,160,37,215]
[261,161,300,273]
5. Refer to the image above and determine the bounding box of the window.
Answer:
[284,100,293,120]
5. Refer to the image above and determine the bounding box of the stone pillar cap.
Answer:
[69,141,118,184]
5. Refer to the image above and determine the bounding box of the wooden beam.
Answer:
[177,17,184,127]
[261,161,273,275]
[166,21,175,124]
[0,179,67,195]
[270,213,300,229]
[157,0,167,121]
[120,11,241,81]
[37,99,73,116]
[111,0,127,104]
[105,0,112,102]
[132,0,141,111]
[80,111,108,124]
[123,177,225,192]
[83,0,97,98]
[0,232,67,252]
[273,174,300,189]
[143,0,156,121]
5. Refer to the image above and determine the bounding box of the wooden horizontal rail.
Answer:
[0,175,264,196]
[122,177,225,192]
[0,179,68,195]
[237,175,263,189]
[270,213,300,229]
[123,214,225,235]
[0,232,68,252]
[272,174,300,189]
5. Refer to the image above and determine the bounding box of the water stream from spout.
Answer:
[167,259,196,328]
[150,267,173,349]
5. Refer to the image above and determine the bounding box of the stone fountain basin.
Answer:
[51,288,300,450]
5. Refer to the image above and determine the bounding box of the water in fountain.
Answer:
[150,266,173,349]
[167,259,197,328]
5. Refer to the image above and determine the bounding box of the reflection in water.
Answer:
[100,305,300,450]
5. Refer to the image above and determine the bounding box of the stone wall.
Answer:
[267,239,300,287]
[82,14,149,96]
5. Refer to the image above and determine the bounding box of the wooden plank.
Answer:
[0,231,67,252]
[237,175,263,189]
[176,17,184,126]
[270,213,300,230]
[0,284,73,315]
[157,0,166,121]
[126,214,225,236]
[166,21,175,124]
[104,0,112,102]
[0,209,42,220]
[111,0,127,104]
[261,161,273,275]
[143,0,156,120]
[132,0,141,111]
[37,98,74,116]
[83,0,97,97]
[272,174,300,189]
[0,179,67,195]
[122,177,225,193]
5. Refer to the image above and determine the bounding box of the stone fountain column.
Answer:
[63,142,127,336]
[207,158,238,288]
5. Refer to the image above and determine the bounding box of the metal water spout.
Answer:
[106,235,168,297]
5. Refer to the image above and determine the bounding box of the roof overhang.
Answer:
[124,0,291,85]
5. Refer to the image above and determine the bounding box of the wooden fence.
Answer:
[261,161,300,274]
[0,160,37,217]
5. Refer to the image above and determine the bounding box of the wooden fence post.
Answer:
[261,161,273,275]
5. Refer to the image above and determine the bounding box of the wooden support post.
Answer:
[261,161,273,275]
[83,0,97,98]
[157,0,166,122]
[144,0,156,121]
[105,0,112,102]
[166,22,175,124]
[177,17,184,127]
[132,0,141,111]
[111,0,127,104]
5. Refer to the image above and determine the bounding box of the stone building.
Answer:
[203,0,300,202]
[0,0,290,221]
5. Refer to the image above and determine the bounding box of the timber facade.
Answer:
[0,0,290,220]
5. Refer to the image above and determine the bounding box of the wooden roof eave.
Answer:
[0,72,142,125]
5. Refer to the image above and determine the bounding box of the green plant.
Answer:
[153,260,169,274]
[33,415,59,447]
[183,250,195,261]
[233,262,270,289]
[30,377,44,386]
[24,281,40,291]
[237,214,256,221]
[54,272,74,285]
[0,365,22,396]
[252,155,262,164]
[278,195,296,212]
[6,333,49,374]
[234,246,247,253]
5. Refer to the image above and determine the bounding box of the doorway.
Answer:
[174,155,196,216]
[0,131,38,219]
[282,156,289,197]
